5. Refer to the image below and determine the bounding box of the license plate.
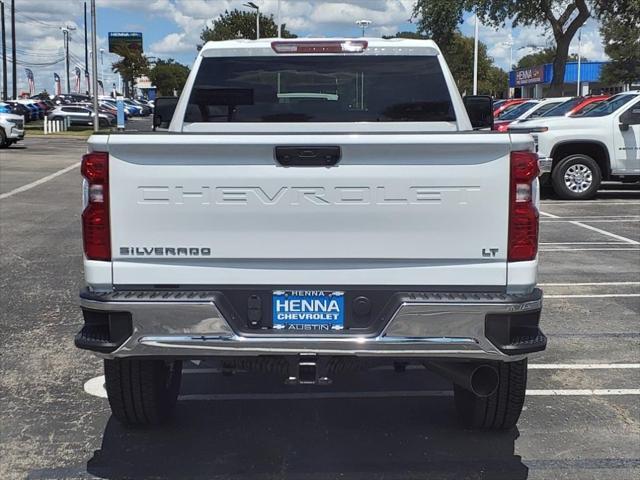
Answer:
[272,290,344,332]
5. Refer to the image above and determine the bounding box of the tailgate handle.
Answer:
[275,146,341,167]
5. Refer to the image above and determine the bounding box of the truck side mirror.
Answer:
[153,96,179,131]
[463,95,494,130]
[619,107,640,131]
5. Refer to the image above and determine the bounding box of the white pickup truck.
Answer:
[510,91,640,199]
[76,38,545,430]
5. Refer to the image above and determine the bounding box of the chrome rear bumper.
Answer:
[77,289,544,361]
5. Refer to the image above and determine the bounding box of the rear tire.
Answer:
[551,154,601,200]
[454,359,527,430]
[104,358,182,426]
[0,129,8,148]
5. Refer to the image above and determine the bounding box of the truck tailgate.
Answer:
[104,133,511,286]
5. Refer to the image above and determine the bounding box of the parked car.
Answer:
[48,106,115,127]
[540,95,610,118]
[510,91,640,199]
[0,112,25,147]
[495,97,573,131]
[493,98,529,118]
[4,101,32,122]
[77,38,546,430]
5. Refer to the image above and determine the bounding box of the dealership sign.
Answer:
[108,32,143,53]
[515,65,544,86]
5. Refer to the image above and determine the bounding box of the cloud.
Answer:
[149,33,192,54]
[6,0,609,95]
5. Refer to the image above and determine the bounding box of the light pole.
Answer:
[355,19,371,37]
[500,36,514,98]
[576,28,582,96]
[99,47,104,85]
[90,0,98,131]
[61,24,76,94]
[473,14,479,95]
[243,2,260,39]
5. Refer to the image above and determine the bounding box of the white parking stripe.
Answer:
[529,363,640,369]
[541,219,640,223]
[540,248,640,251]
[527,389,640,396]
[540,242,626,245]
[539,282,640,286]
[541,201,640,206]
[569,221,640,245]
[544,293,640,298]
[539,211,560,218]
[178,389,640,401]
[0,162,80,200]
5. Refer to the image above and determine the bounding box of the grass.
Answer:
[24,120,113,138]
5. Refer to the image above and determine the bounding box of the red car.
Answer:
[493,98,530,118]
[569,95,610,116]
[538,95,610,118]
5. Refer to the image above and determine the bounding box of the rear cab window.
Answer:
[185,56,456,123]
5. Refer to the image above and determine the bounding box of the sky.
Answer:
[3,0,608,95]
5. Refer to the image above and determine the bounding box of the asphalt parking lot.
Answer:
[1,126,639,480]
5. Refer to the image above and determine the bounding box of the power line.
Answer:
[14,10,63,28]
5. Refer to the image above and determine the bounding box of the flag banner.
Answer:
[25,68,35,96]
[54,73,62,96]
[74,67,82,94]
[98,80,104,96]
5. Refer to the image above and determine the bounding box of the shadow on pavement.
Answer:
[87,395,528,480]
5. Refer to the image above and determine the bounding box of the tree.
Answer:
[599,1,640,88]
[384,31,508,96]
[516,47,582,69]
[149,59,190,96]
[412,1,614,95]
[112,45,149,97]
[200,8,296,42]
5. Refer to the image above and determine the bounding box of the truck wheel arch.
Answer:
[551,140,611,180]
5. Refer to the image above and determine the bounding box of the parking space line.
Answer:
[540,242,626,245]
[540,247,640,251]
[569,221,640,245]
[545,293,640,298]
[539,211,560,218]
[0,162,80,200]
[541,201,640,206]
[177,389,640,401]
[541,219,640,223]
[539,282,640,286]
[529,363,640,369]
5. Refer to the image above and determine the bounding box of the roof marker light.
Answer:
[271,40,368,54]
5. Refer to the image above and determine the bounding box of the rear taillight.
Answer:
[81,151,110,261]
[508,151,539,262]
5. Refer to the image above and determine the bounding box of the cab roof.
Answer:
[199,37,441,57]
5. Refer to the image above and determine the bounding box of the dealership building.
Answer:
[509,61,627,98]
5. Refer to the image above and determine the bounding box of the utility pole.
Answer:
[576,28,582,96]
[276,0,281,37]
[473,14,479,95]
[90,0,98,131]
[99,47,104,84]
[10,0,15,98]
[84,2,88,73]
[1,1,7,100]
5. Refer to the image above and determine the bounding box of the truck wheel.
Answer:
[454,359,527,430]
[0,129,7,148]
[104,358,182,426]
[551,154,601,200]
